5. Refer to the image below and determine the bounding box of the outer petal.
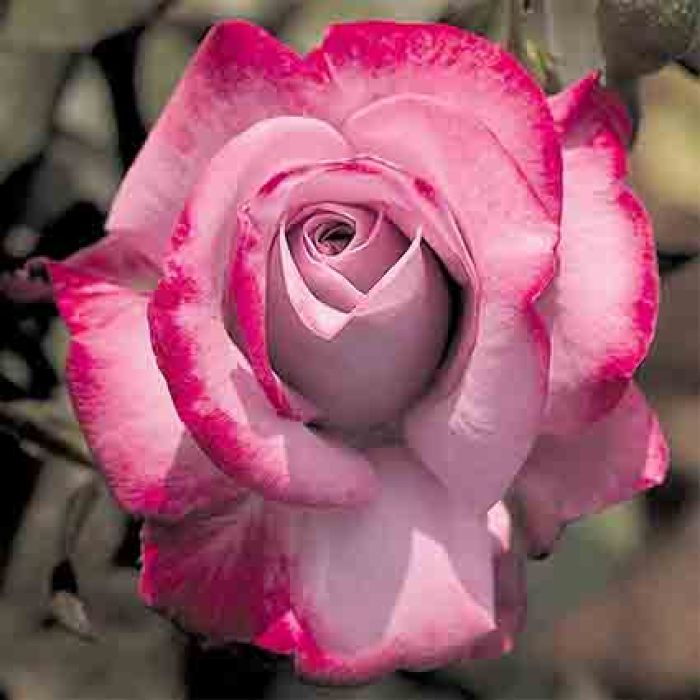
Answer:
[306,21,562,221]
[513,383,669,557]
[107,20,320,265]
[140,495,300,653]
[343,97,557,513]
[290,447,497,683]
[48,262,242,520]
[148,120,379,507]
[542,72,659,433]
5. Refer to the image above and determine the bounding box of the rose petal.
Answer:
[141,495,299,650]
[250,156,475,291]
[48,261,243,520]
[513,382,669,557]
[306,21,561,221]
[291,208,409,297]
[268,229,450,429]
[542,72,659,433]
[343,94,558,308]
[299,204,375,257]
[107,20,321,266]
[288,225,365,313]
[291,446,496,682]
[405,303,549,515]
[248,155,459,430]
[344,95,556,513]
[149,120,379,507]
[150,231,378,508]
[55,232,163,291]
[182,116,353,417]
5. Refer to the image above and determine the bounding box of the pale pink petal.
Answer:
[48,261,243,519]
[297,204,375,256]
[513,383,669,557]
[542,72,659,433]
[345,95,556,513]
[148,121,378,507]
[290,446,497,682]
[405,302,549,515]
[150,231,377,507]
[107,21,320,265]
[343,95,558,304]
[140,496,300,651]
[306,21,561,221]
[250,156,476,291]
[470,503,526,659]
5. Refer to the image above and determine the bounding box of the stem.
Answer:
[92,26,148,170]
[0,403,92,467]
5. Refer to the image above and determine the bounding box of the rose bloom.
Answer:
[48,21,668,683]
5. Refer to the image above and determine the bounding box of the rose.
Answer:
[48,20,668,683]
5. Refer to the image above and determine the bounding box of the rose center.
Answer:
[314,223,354,256]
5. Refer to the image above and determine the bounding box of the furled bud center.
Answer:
[313,222,354,256]
[267,202,453,433]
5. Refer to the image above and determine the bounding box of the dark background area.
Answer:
[0,1,698,698]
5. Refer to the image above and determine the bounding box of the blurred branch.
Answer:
[92,26,148,169]
[46,479,101,641]
[257,0,304,36]
[598,0,700,82]
[89,1,174,169]
[505,0,526,58]
[525,0,563,91]
[439,1,507,38]
[677,17,700,75]
[0,50,74,183]
[0,400,91,468]
[61,478,100,559]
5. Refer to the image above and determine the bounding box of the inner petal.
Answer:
[267,228,453,432]
[289,205,410,304]
[309,220,355,256]
[248,156,479,434]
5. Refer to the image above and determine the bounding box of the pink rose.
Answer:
[48,21,668,683]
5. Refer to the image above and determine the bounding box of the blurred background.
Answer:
[0,1,698,698]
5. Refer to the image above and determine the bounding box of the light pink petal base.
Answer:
[140,447,507,682]
[405,302,549,515]
[291,446,496,682]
